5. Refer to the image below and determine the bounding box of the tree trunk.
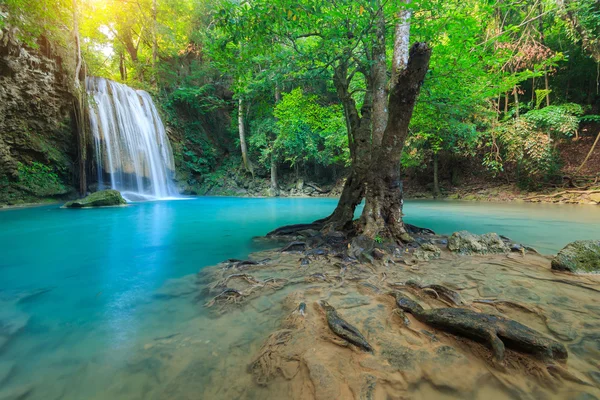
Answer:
[238,97,253,177]
[513,85,519,118]
[371,2,388,147]
[319,60,373,231]
[73,0,87,195]
[119,51,127,81]
[270,153,278,196]
[433,152,440,197]
[360,43,432,240]
[152,0,158,85]
[270,85,280,196]
[391,0,411,84]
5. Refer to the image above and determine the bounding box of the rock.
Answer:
[399,233,415,243]
[551,240,600,273]
[349,235,375,259]
[589,193,600,203]
[63,189,127,208]
[372,248,386,260]
[413,243,441,261]
[447,231,509,255]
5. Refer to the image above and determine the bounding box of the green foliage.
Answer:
[271,88,347,168]
[16,162,67,196]
[522,103,583,139]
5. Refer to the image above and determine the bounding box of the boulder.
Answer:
[551,240,600,273]
[63,189,127,208]
[447,231,509,255]
[413,243,441,261]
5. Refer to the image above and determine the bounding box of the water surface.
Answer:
[0,198,599,398]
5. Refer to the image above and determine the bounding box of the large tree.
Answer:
[218,0,431,241]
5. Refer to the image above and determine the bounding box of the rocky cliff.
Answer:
[0,26,76,205]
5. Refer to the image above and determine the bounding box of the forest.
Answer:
[1,0,599,209]
[2,1,600,399]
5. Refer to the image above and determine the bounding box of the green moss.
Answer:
[16,161,68,197]
[64,190,127,208]
[552,241,600,273]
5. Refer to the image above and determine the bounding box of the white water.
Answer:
[87,77,178,201]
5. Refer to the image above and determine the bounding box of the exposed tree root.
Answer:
[248,329,297,386]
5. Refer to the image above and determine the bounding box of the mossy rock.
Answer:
[63,190,127,208]
[551,240,600,273]
[448,231,509,255]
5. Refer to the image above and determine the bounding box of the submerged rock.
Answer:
[551,240,600,273]
[447,231,509,255]
[63,189,126,208]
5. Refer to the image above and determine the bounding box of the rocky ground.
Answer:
[164,229,600,400]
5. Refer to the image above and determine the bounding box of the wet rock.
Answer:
[413,243,441,262]
[399,233,415,243]
[372,248,385,260]
[380,343,428,371]
[337,294,372,309]
[349,235,374,258]
[551,240,600,273]
[360,374,377,400]
[589,371,600,385]
[545,311,577,341]
[306,361,340,400]
[63,189,127,208]
[447,231,509,254]
[281,241,306,252]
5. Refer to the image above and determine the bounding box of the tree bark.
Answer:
[238,97,254,177]
[513,85,520,118]
[391,0,412,85]
[371,3,388,147]
[433,152,440,197]
[319,60,373,231]
[360,43,432,240]
[270,85,281,196]
[73,0,87,195]
[270,153,278,196]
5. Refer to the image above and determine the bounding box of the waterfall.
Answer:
[87,77,178,201]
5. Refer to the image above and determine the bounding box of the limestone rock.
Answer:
[551,240,600,273]
[447,231,509,255]
[63,190,127,208]
[413,243,441,261]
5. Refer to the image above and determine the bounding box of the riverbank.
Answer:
[150,233,600,399]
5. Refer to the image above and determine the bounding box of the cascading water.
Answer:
[87,77,179,201]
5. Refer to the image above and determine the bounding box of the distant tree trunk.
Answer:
[238,97,253,177]
[544,71,550,106]
[119,52,127,81]
[360,43,431,239]
[270,153,278,194]
[433,152,440,197]
[73,0,87,195]
[513,86,520,118]
[270,86,281,196]
[152,0,158,85]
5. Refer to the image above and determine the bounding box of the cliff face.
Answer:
[0,27,76,205]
